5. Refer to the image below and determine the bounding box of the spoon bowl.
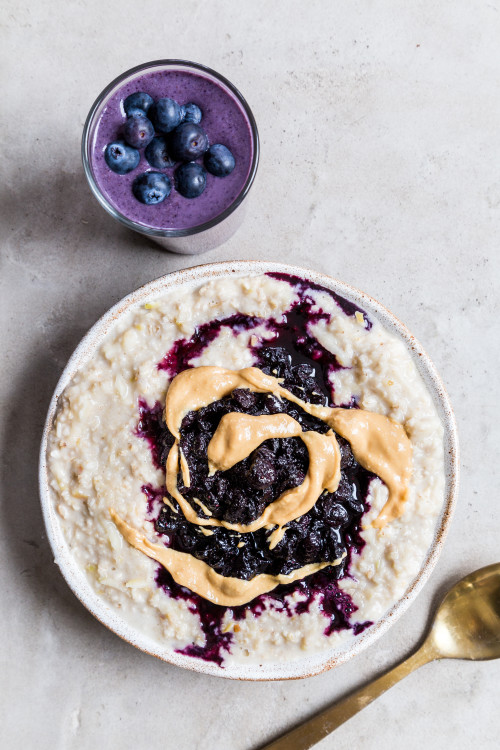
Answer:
[263,563,500,750]
[428,562,500,661]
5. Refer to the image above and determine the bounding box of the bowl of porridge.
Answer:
[39,261,459,680]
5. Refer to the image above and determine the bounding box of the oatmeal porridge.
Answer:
[47,271,445,668]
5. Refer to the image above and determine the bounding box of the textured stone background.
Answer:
[1,1,499,748]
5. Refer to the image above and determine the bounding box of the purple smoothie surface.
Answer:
[91,67,254,229]
[136,274,373,665]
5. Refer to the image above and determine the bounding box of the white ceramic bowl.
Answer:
[39,261,459,680]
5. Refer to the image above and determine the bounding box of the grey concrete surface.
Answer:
[1,1,499,748]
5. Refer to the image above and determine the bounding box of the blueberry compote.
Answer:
[137,274,374,664]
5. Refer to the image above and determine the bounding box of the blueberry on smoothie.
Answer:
[145,136,175,169]
[169,122,209,161]
[175,162,207,198]
[123,91,154,116]
[150,97,183,134]
[123,114,155,149]
[126,106,150,119]
[132,172,172,205]
[104,140,140,174]
[204,144,235,177]
[182,102,203,124]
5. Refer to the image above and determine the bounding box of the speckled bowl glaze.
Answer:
[39,260,459,680]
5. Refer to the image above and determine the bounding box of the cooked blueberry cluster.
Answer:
[104,90,235,204]
[148,348,373,581]
[178,390,319,525]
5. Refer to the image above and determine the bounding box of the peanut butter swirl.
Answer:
[111,365,412,606]
[164,366,412,530]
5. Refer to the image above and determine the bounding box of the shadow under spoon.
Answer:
[261,562,500,750]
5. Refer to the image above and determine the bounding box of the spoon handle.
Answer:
[261,644,435,750]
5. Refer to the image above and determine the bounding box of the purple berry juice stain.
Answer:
[136,398,174,471]
[141,483,166,518]
[136,398,165,470]
[156,568,233,666]
[158,313,265,377]
[266,272,372,328]
[155,562,371,665]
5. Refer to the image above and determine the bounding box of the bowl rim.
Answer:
[39,260,459,681]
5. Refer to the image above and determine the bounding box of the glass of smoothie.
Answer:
[82,60,259,254]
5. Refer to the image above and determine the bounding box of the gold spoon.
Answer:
[262,563,500,750]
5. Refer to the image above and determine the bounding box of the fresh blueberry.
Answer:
[123,91,154,116]
[169,123,209,161]
[182,102,203,124]
[150,97,183,134]
[123,114,155,149]
[126,106,149,119]
[145,136,175,169]
[132,172,172,205]
[204,143,236,177]
[104,140,140,174]
[174,162,207,198]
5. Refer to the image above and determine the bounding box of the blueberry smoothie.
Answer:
[86,62,257,234]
